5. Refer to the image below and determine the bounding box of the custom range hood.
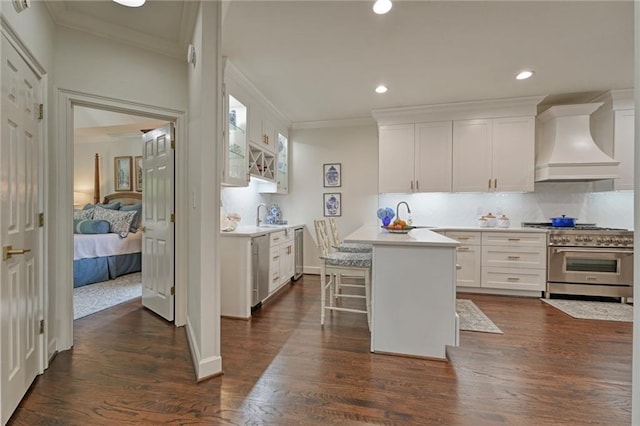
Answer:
[535,103,619,182]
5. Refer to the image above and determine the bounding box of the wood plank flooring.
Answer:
[10,275,632,425]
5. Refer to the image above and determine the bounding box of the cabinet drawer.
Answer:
[482,232,546,247]
[445,231,481,245]
[481,246,546,269]
[481,267,545,291]
[270,230,286,245]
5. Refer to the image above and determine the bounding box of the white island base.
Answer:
[345,226,459,360]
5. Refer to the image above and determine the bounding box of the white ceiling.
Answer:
[47,1,634,125]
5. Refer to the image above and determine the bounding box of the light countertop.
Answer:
[344,226,459,247]
[429,226,548,233]
[221,224,304,237]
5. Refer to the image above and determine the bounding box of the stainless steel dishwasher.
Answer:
[251,234,270,307]
[293,227,304,281]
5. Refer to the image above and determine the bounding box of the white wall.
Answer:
[278,122,379,272]
[185,1,223,380]
[74,140,142,202]
[54,26,187,110]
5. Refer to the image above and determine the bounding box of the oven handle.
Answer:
[552,248,634,255]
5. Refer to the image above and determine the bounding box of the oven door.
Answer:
[548,247,633,286]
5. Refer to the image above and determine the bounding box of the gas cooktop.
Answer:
[522,222,629,231]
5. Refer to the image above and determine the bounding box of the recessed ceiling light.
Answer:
[373,0,392,15]
[375,85,388,94]
[113,0,146,7]
[516,70,534,80]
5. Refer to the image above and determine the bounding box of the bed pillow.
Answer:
[119,203,142,232]
[83,201,121,211]
[73,209,94,220]
[73,219,110,234]
[92,205,137,238]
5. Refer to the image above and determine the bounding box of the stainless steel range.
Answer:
[523,223,634,300]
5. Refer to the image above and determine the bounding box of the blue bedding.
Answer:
[73,252,141,288]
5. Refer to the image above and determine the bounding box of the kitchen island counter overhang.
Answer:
[345,226,460,360]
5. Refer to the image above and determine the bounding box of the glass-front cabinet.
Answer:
[276,132,289,193]
[223,90,249,186]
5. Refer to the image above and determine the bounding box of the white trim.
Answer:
[371,95,546,125]
[292,117,376,130]
[185,316,222,381]
[56,89,188,351]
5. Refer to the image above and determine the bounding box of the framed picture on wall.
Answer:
[323,163,341,187]
[323,192,341,217]
[134,156,143,192]
[114,156,132,191]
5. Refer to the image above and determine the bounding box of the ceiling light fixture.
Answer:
[516,70,534,80]
[375,85,388,94]
[112,0,146,7]
[373,0,392,15]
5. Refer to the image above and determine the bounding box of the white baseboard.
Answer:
[185,316,222,381]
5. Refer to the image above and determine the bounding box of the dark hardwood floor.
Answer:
[10,275,632,425]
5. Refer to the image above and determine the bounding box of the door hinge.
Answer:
[171,139,175,150]
[170,286,175,296]
[170,213,175,223]
[38,103,44,120]
[39,212,44,227]
[39,319,44,334]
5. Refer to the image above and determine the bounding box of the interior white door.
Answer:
[141,123,175,321]
[0,35,42,424]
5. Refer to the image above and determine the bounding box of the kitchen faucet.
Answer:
[396,201,412,223]
[256,203,268,227]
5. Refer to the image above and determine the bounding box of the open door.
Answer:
[141,123,175,321]
[0,34,42,424]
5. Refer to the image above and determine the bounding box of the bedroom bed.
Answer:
[73,191,143,288]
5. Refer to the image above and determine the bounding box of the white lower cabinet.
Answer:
[445,230,547,295]
[269,229,295,293]
[445,231,481,288]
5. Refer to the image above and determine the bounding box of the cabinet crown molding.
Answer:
[372,95,545,126]
[590,88,634,111]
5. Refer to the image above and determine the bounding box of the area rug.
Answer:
[74,272,142,320]
[541,299,633,322]
[456,299,503,334]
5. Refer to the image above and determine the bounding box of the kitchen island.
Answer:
[344,226,460,360]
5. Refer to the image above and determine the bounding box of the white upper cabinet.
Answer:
[373,96,543,194]
[415,121,453,192]
[222,84,249,187]
[378,124,415,193]
[452,119,492,192]
[249,102,277,154]
[592,89,634,191]
[379,121,452,193]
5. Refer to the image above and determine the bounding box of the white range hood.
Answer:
[535,103,620,182]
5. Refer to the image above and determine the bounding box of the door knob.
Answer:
[3,246,32,261]
[140,226,147,233]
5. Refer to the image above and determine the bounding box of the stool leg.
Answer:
[364,268,371,331]
[320,263,326,326]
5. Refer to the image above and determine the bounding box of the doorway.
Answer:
[72,107,166,320]
[56,89,188,352]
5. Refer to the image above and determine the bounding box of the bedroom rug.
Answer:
[456,299,503,334]
[74,272,142,320]
[541,299,633,322]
